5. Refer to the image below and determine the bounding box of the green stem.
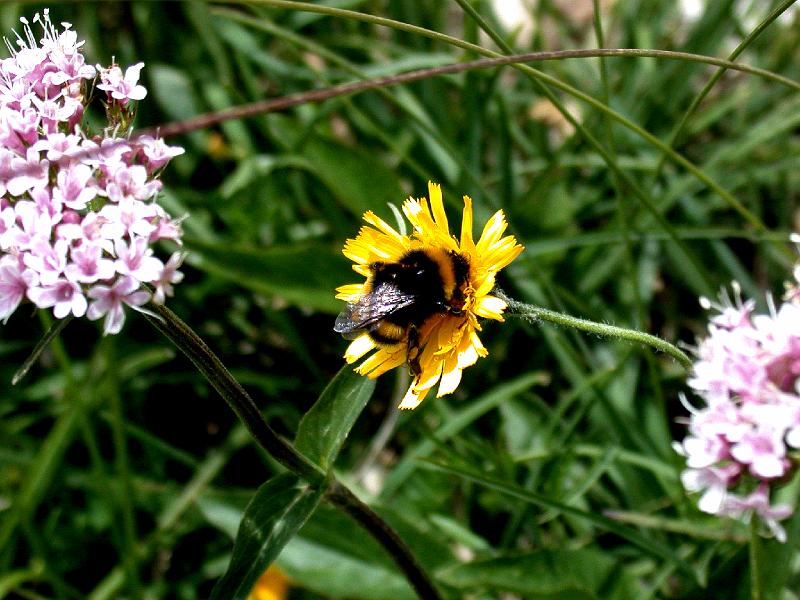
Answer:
[141,47,800,140]
[749,517,764,600]
[142,303,326,485]
[499,293,692,370]
[326,482,442,600]
[143,304,442,599]
[11,315,72,385]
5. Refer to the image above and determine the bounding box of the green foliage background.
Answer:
[1,1,799,598]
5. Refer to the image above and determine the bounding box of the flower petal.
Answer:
[460,195,474,252]
[474,295,508,320]
[344,334,375,363]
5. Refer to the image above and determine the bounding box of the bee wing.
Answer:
[334,283,416,336]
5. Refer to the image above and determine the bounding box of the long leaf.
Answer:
[210,473,324,600]
[295,366,375,470]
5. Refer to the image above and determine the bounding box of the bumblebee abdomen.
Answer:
[368,320,407,345]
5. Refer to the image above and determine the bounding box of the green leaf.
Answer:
[438,549,647,600]
[210,473,324,600]
[265,119,406,220]
[147,64,201,125]
[302,134,406,218]
[187,238,351,313]
[295,366,375,470]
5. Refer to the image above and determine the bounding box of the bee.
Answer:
[334,247,470,376]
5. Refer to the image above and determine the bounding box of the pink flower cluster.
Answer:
[0,11,185,335]
[676,278,800,542]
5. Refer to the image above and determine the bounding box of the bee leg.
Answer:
[407,324,422,377]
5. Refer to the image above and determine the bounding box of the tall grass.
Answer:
[1,1,799,598]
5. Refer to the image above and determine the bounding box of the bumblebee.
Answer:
[334,247,470,375]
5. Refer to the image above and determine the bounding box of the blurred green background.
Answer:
[1,1,799,598]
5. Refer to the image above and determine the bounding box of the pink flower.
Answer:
[113,237,163,283]
[152,251,185,304]
[678,284,800,542]
[0,11,184,336]
[99,196,157,238]
[729,427,788,479]
[0,255,38,323]
[722,485,793,543]
[137,135,185,170]
[104,164,161,203]
[87,276,150,335]
[57,211,118,253]
[7,148,49,196]
[96,62,147,104]
[8,200,58,252]
[27,277,87,318]
[680,464,740,514]
[30,131,83,163]
[22,238,68,286]
[52,162,97,210]
[64,242,115,283]
[3,106,40,149]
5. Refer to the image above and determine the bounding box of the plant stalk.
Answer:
[498,293,692,370]
[144,304,442,599]
[143,303,326,485]
[326,481,443,600]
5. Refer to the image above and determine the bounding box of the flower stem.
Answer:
[143,303,326,485]
[498,293,693,371]
[749,517,764,600]
[326,481,442,600]
[12,315,72,385]
[144,304,442,599]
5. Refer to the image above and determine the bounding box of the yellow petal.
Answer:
[335,283,365,302]
[474,295,508,320]
[428,182,449,234]
[399,386,426,410]
[414,355,444,391]
[356,345,406,377]
[363,211,404,242]
[344,334,375,363]
[456,335,481,368]
[476,210,508,254]
[403,197,437,237]
[460,195,474,251]
[470,330,488,357]
[437,354,462,396]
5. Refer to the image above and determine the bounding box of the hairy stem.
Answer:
[498,293,692,370]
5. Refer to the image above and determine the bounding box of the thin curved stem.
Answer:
[12,315,72,385]
[143,302,326,485]
[498,293,693,371]
[140,47,799,140]
[143,304,442,599]
[326,482,443,600]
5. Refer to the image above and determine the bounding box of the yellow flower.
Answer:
[247,565,289,600]
[336,182,523,409]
